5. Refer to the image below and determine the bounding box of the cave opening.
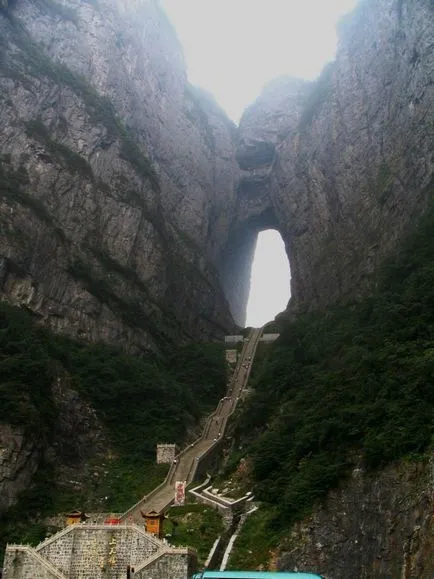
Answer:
[246,229,291,327]
[219,211,291,328]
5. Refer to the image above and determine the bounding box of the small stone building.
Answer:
[156,444,177,464]
[224,335,244,344]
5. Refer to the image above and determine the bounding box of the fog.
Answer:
[161,0,358,326]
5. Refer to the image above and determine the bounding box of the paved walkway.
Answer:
[121,327,263,523]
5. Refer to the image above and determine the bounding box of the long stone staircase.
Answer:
[3,328,263,579]
[121,327,263,521]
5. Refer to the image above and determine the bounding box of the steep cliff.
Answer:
[1,0,434,569]
[1,0,432,336]
[0,0,238,352]
[228,192,434,577]
[0,375,107,514]
[226,0,433,323]
[278,457,434,578]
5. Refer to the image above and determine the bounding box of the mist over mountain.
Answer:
[0,0,433,575]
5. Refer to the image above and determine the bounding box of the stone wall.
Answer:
[135,551,196,579]
[192,440,224,482]
[3,525,196,579]
[2,547,63,579]
[260,333,280,342]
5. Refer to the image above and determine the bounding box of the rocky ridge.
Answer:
[0,0,432,335]
[230,0,433,320]
[0,0,433,567]
[0,373,107,514]
[0,0,238,351]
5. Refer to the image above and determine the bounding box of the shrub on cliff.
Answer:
[0,302,227,551]
[237,196,434,527]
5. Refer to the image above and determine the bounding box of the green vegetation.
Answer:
[262,320,282,334]
[227,509,279,571]
[49,458,170,515]
[0,465,57,549]
[234,197,434,538]
[247,341,271,382]
[0,306,57,437]
[165,504,224,563]
[168,342,228,414]
[25,120,93,179]
[0,300,227,553]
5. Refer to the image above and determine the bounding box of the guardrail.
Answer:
[35,524,75,552]
[6,545,67,579]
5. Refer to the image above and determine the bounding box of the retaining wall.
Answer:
[3,525,195,579]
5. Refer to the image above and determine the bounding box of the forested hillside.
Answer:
[0,304,227,550]
[232,192,434,561]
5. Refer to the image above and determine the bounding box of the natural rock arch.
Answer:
[219,206,286,327]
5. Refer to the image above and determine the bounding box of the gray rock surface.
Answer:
[228,0,433,321]
[0,0,432,332]
[278,456,434,578]
[0,374,108,514]
[0,0,237,350]
[0,424,40,513]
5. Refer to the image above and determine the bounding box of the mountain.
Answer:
[235,0,433,315]
[0,0,433,572]
[1,0,432,337]
[0,0,238,352]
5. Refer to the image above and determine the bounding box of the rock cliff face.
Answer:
[0,0,432,334]
[0,374,107,514]
[228,0,433,322]
[0,424,39,513]
[0,0,433,558]
[278,456,434,578]
[221,77,311,323]
[0,0,238,351]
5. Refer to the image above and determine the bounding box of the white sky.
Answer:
[160,0,358,327]
[161,0,358,122]
[246,230,291,327]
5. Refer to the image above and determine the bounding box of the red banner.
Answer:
[174,480,186,506]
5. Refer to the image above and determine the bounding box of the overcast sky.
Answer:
[160,0,358,326]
